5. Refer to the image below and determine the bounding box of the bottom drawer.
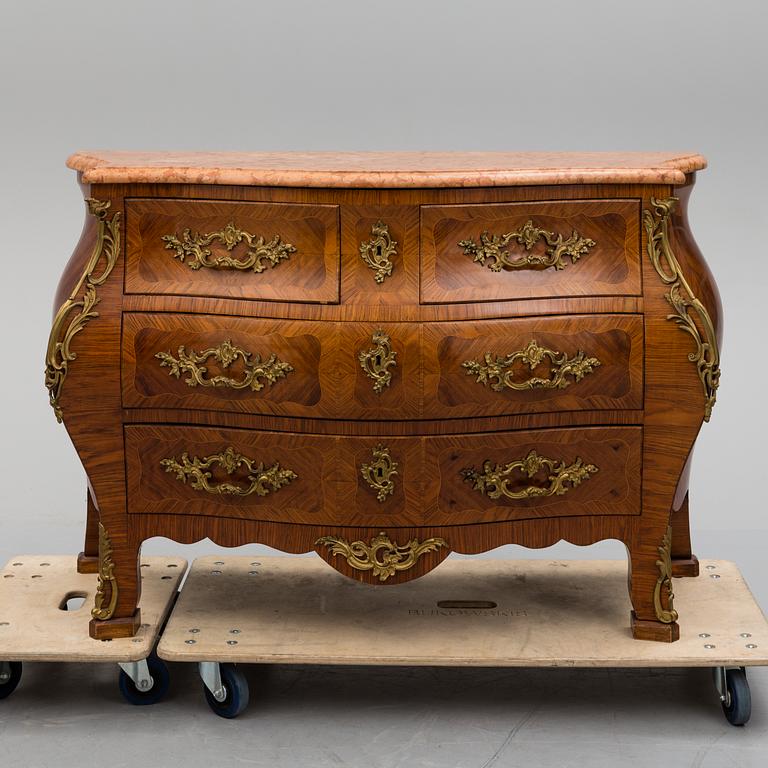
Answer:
[125,425,641,526]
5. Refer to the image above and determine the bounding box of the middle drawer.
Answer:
[122,312,643,419]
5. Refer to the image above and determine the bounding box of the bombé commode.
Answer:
[46,151,721,642]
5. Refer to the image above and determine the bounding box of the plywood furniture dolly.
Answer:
[0,555,185,705]
[158,556,767,722]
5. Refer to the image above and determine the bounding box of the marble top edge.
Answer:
[67,151,707,187]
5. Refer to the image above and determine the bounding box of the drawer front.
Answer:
[126,425,334,523]
[420,199,641,303]
[422,314,643,418]
[125,426,426,526]
[122,313,421,419]
[125,199,340,303]
[424,426,642,525]
[126,425,640,527]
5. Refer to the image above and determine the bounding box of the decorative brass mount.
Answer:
[360,444,398,502]
[315,532,448,581]
[359,220,397,284]
[643,197,720,421]
[155,340,293,391]
[358,329,397,393]
[162,222,296,272]
[459,220,596,272]
[653,525,679,624]
[160,446,297,497]
[462,450,598,500]
[45,198,121,422]
[92,523,118,621]
[462,340,601,392]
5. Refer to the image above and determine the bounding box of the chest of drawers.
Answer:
[48,151,720,642]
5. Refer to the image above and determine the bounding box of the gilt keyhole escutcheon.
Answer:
[359,221,397,284]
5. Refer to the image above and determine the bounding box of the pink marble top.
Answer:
[67,151,706,188]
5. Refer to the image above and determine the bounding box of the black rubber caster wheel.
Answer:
[722,667,751,726]
[118,656,170,705]
[0,662,22,700]
[203,663,249,719]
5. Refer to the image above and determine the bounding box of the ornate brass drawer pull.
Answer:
[644,197,720,421]
[162,222,296,273]
[462,449,598,500]
[462,340,600,392]
[359,220,397,284]
[459,220,596,272]
[155,339,293,391]
[361,444,398,502]
[315,532,448,582]
[160,446,297,497]
[358,329,397,393]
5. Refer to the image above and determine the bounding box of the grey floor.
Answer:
[2,531,767,768]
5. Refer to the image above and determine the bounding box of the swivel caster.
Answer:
[199,661,249,718]
[118,654,170,705]
[713,666,751,726]
[0,661,22,700]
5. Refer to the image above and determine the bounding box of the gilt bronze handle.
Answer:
[160,446,297,497]
[155,339,293,391]
[162,222,295,272]
[462,450,598,500]
[459,220,595,272]
[462,340,600,392]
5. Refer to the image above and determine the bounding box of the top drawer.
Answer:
[125,199,340,303]
[420,199,641,303]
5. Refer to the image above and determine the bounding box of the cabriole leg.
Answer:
[88,524,142,640]
[626,525,680,642]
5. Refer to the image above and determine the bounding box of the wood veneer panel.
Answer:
[421,199,641,303]
[424,426,642,524]
[125,199,340,303]
[423,314,643,418]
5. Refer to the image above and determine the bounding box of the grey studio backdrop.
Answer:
[1,1,767,765]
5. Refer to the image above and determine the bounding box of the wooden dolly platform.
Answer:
[0,555,185,705]
[157,556,767,721]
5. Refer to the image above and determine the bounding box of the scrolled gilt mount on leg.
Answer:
[92,523,118,621]
[644,196,720,421]
[45,198,121,422]
[653,526,679,624]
